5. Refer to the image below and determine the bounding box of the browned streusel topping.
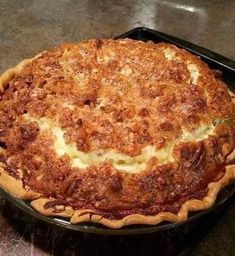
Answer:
[0,39,234,218]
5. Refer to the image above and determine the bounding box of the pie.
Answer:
[0,39,234,229]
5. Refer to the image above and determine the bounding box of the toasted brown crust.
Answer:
[0,39,235,228]
[71,164,235,228]
[0,166,40,199]
[0,163,234,228]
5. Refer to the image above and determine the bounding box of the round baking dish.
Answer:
[1,181,234,235]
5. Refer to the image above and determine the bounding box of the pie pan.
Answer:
[0,180,235,235]
[0,27,235,235]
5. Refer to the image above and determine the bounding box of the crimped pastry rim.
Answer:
[0,52,235,229]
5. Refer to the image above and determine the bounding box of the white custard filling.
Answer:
[24,114,214,173]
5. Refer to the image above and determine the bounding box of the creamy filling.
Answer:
[24,114,215,173]
[62,102,75,110]
[163,48,176,60]
[187,63,199,84]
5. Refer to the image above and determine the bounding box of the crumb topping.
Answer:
[0,39,234,218]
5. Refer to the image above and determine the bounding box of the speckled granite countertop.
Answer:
[0,0,234,255]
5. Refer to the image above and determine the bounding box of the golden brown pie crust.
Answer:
[0,164,234,228]
[0,39,234,228]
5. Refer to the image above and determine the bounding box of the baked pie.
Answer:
[0,39,234,228]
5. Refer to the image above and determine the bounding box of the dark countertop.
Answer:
[0,0,234,255]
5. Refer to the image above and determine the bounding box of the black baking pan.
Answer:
[0,27,235,235]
